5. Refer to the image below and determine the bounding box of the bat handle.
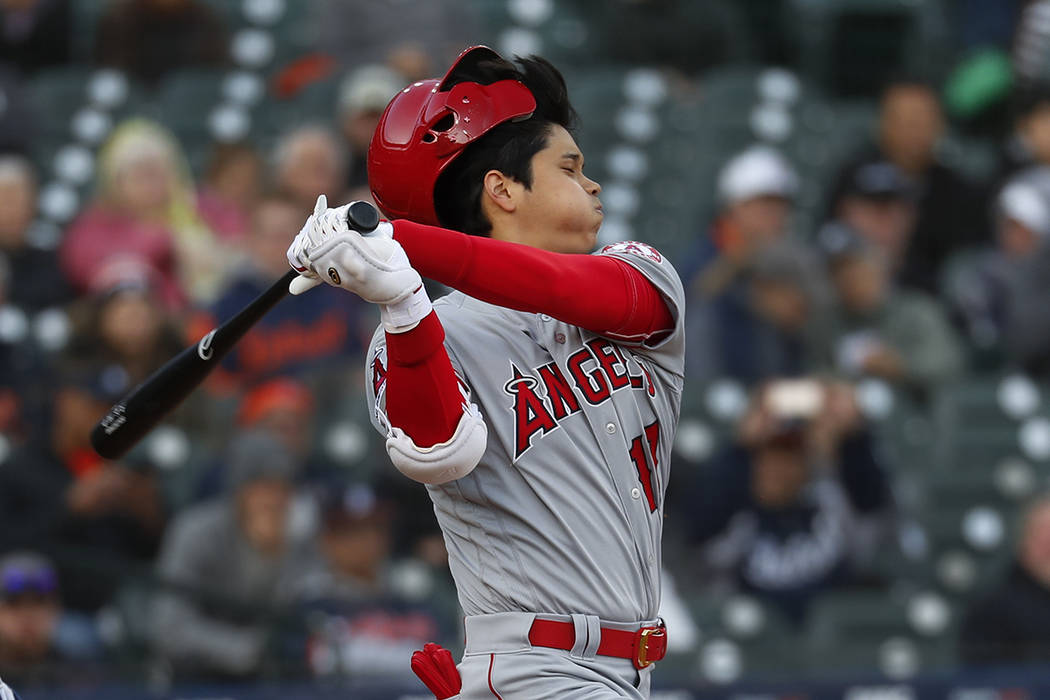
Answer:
[346,201,380,233]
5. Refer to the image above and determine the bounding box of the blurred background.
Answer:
[0,0,1049,698]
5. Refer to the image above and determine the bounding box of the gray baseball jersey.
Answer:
[366,241,685,623]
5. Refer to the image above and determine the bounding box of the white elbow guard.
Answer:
[385,403,487,485]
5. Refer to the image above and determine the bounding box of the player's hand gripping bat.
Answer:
[90,201,381,460]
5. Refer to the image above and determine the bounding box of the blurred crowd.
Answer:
[1,0,1050,692]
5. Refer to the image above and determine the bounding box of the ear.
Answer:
[482,170,520,215]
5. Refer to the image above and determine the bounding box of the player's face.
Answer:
[515,125,603,254]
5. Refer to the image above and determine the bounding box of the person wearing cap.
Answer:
[190,377,321,503]
[942,169,1050,361]
[819,220,964,397]
[828,77,990,294]
[337,65,407,192]
[830,157,920,279]
[946,167,1050,374]
[151,429,314,679]
[0,363,164,612]
[682,145,812,384]
[684,380,893,624]
[0,552,104,686]
[280,483,457,678]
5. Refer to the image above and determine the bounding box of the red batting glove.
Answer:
[410,642,462,699]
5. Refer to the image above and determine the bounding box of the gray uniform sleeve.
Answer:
[596,241,687,378]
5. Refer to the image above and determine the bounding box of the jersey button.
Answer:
[631,487,641,499]
[540,314,552,322]
[605,422,617,434]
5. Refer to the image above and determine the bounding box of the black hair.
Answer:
[433,55,578,236]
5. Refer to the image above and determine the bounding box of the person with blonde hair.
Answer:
[60,119,235,309]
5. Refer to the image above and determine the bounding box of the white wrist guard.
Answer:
[385,403,487,485]
[381,284,433,333]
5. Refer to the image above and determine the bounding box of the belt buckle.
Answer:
[633,626,667,669]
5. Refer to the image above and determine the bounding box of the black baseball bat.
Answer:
[90,201,380,460]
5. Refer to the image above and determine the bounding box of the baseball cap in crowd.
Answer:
[320,482,390,531]
[338,65,405,119]
[839,158,917,200]
[0,552,58,601]
[998,179,1050,237]
[236,378,314,427]
[716,145,799,207]
[226,429,299,490]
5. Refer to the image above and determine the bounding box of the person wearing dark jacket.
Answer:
[827,79,990,294]
[0,364,164,611]
[959,496,1050,666]
[199,192,373,388]
[688,380,893,624]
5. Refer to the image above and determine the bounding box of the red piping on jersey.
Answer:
[392,220,674,340]
[487,653,504,699]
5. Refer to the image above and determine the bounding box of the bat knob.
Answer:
[347,201,380,233]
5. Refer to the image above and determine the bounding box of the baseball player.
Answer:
[286,46,684,698]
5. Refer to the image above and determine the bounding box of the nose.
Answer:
[585,175,601,196]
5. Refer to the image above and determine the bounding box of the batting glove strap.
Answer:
[385,403,487,485]
[381,284,433,333]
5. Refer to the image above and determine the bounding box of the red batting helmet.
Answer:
[367,46,537,226]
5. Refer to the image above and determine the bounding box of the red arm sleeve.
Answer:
[384,312,464,448]
[392,220,673,341]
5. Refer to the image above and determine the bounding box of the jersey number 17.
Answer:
[628,421,660,513]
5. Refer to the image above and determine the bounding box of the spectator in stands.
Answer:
[315,0,479,82]
[0,552,105,686]
[63,259,183,386]
[152,430,314,679]
[0,363,164,611]
[747,242,833,378]
[282,483,454,678]
[942,168,1050,366]
[687,380,893,624]
[196,141,263,242]
[198,191,373,387]
[682,145,808,384]
[829,157,919,282]
[61,119,234,308]
[336,65,404,193]
[994,87,1050,188]
[94,0,227,87]
[828,78,989,293]
[192,377,321,503]
[0,0,71,75]
[819,221,963,397]
[0,155,72,312]
[272,126,348,217]
[960,494,1050,666]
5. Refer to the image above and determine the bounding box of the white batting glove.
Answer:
[286,195,432,332]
